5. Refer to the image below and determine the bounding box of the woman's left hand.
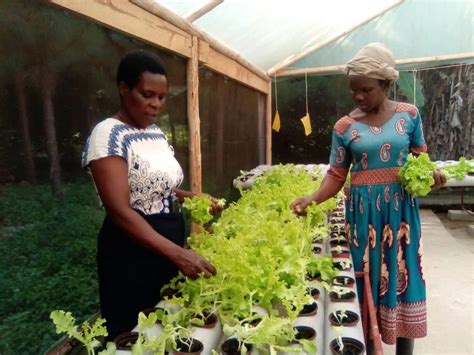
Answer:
[207,194,224,215]
[432,169,447,189]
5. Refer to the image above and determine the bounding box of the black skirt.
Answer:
[97,211,185,340]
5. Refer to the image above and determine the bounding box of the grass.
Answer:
[0,180,104,354]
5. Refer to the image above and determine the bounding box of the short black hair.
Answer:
[116,50,167,88]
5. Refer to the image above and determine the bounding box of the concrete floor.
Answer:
[382,209,474,355]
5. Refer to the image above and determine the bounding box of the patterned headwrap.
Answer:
[345,43,399,81]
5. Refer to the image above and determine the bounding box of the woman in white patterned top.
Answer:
[82,51,219,340]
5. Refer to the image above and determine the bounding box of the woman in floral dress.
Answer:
[83,51,219,340]
[291,43,445,354]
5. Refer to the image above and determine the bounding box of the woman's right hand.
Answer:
[171,248,216,279]
[290,195,315,216]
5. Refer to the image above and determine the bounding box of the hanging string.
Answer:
[305,72,309,113]
[273,74,278,111]
[394,80,397,101]
[413,69,417,106]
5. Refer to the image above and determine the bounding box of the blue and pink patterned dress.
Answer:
[327,102,427,344]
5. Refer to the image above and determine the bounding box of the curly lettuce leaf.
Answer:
[399,153,436,197]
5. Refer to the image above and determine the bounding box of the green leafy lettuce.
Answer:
[399,153,436,197]
[441,157,474,181]
[154,165,339,353]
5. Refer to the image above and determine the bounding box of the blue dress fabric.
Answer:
[327,102,427,344]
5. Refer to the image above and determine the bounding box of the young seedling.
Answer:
[50,310,114,355]
[333,308,348,325]
[331,286,351,299]
[333,324,344,353]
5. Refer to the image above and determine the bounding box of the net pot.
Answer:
[329,337,365,355]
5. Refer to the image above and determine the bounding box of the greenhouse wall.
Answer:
[0,1,188,353]
[272,64,473,164]
[199,68,264,199]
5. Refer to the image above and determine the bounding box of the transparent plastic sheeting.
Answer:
[155,0,398,71]
[292,0,474,71]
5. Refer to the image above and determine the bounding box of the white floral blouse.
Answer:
[82,118,184,215]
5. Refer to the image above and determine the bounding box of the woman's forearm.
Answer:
[174,189,196,204]
[311,174,345,204]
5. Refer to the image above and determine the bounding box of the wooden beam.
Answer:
[131,0,269,82]
[185,0,223,23]
[206,47,269,93]
[187,36,202,194]
[395,52,474,66]
[198,39,210,64]
[267,0,404,76]
[265,82,272,165]
[277,65,346,77]
[47,0,192,57]
[49,0,269,94]
[276,52,474,77]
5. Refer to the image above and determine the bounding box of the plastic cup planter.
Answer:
[292,302,320,355]
[189,312,222,354]
[329,237,349,248]
[329,286,356,303]
[114,332,139,355]
[329,337,365,355]
[332,274,355,288]
[332,258,353,272]
[215,305,268,355]
[126,304,221,355]
[113,332,205,355]
[329,310,360,327]
[325,302,366,355]
[329,245,351,258]
[292,284,326,355]
[288,325,317,354]
[312,243,324,255]
[220,338,253,354]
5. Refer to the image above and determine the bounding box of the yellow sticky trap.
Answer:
[300,113,312,136]
[272,110,281,132]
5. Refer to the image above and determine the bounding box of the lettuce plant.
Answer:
[50,310,114,355]
[182,195,226,225]
[399,153,474,197]
[158,165,339,352]
[441,157,474,180]
[399,153,436,197]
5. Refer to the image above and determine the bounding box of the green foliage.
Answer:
[50,310,107,355]
[0,181,103,354]
[183,195,226,225]
[441,157,474,181]
[145,165,338,353]
[182,195,213,225]
[399,154,474,197]
[399,153,436,197]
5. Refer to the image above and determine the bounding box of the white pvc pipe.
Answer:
[190,318,223,355]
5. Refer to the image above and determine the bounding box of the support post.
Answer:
[187,36,202,194]
[265,81,272,165]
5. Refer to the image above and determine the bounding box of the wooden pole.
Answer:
[275,52,474,77]
[265,81,272,165]
[131,0,268,82]
[267,0,404,76]
[185,0,223,23]
[187,36,202,194]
